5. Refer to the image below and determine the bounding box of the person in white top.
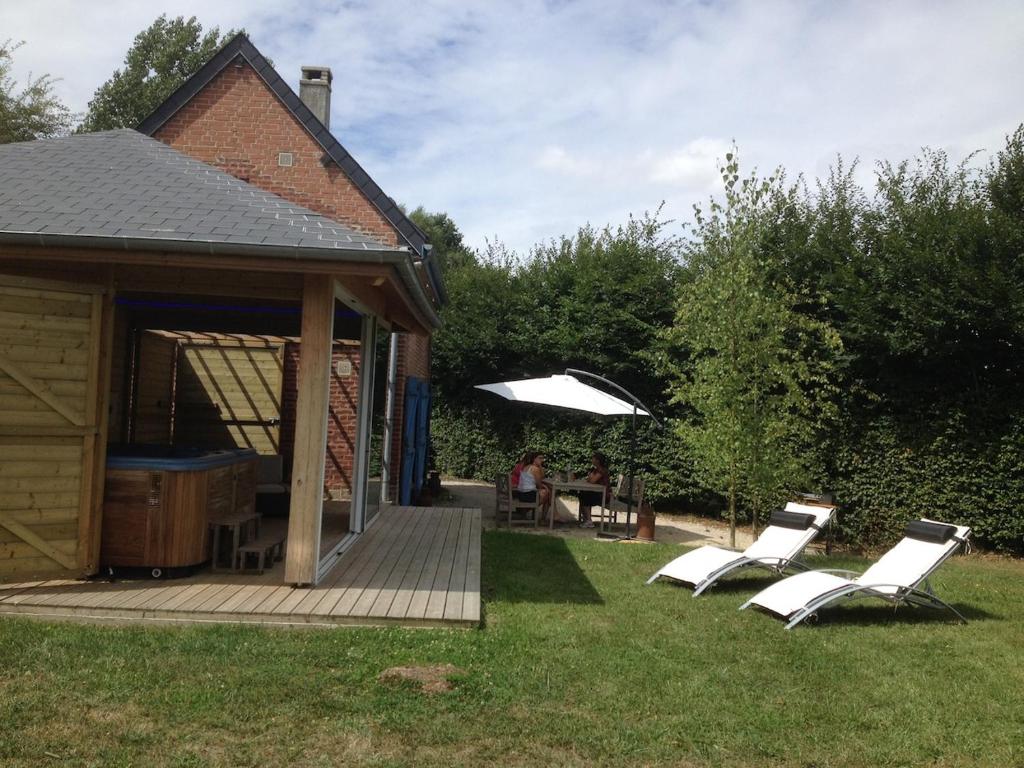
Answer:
[516,451,552,519]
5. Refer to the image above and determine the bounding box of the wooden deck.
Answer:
[0,506,481,629]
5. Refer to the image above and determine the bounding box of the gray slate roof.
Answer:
[0,129,403,258]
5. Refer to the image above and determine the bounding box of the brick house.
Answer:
[137,33,442,506]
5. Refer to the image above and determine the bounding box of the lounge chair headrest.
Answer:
[769,509,818,531]
[904,520,958,544]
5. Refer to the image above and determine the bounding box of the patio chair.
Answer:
[646,500,836,595]
[740,519,970,629]
[595,474,646,531]
[495,473,541,528]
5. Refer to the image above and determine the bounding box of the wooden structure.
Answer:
[0,276,112,581]
[0,128,444,588]
[0,506,480,628]
[173,336,285,454]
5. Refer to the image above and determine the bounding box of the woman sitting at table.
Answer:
[516,451,561,522]
[510,452,527,490]
[578,451,611,529]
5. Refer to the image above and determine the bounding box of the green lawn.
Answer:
[1,531,1022,767]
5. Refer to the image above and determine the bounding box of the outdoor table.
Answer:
[208,509,260,572]
[545,478,606,531]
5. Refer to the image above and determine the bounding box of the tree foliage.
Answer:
[0,40,73,143]
[426,125,1024,552]
[79,15,234,132]
[425,211,691,500]
[667,154,842,545]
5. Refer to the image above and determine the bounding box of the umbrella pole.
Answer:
[625,404,637,539]
[600,403,638,541]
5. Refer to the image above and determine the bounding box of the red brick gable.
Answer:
[154,61,399,247]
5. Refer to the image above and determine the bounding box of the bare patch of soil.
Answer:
[378,663,465,694]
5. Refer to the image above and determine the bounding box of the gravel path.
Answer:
[441,478,756,550]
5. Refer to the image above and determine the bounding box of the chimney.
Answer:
[299,66,333,128]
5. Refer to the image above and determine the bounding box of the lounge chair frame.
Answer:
[646,506,834,595]
[685,553,815,596]
[740,531,970,629]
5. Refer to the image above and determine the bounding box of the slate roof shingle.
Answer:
[0,129,404,258]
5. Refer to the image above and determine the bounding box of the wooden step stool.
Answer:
[235,519,288,574]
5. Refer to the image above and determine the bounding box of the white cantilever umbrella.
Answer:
[474,374,649,417]
[475,369,659,539]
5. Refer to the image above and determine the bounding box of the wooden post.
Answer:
[77,282,116,574]
[284,275,335,586]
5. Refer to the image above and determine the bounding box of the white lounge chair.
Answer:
[740,519,970,629]
[646,501,836,595]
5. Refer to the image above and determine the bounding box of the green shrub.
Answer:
[431,404,707,508]
[831,404,1024,552]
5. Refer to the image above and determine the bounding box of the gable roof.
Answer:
[0,129,440,328]
[137,33,431,259]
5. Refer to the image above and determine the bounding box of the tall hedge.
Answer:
[424,127,1024,553]
[831,401,1024,551]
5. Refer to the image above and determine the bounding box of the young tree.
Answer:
[667,152,841,545]
[79,15,234,132]
[0,40,73,143]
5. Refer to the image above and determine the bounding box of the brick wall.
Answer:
[280,341,361,497]
[153,61,399,247]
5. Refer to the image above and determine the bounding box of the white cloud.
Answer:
[646,138,732,187]
[2,0,1023,256]
[536,145,597,177]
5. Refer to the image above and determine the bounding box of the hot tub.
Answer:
[100,446,258,577]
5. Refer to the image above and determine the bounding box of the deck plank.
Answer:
[443,510,474,621]
[215,582,272,613]
[461,510,483,623]
[358,508,438,618]
[246,584,295,615]
[193,582,251,613]
[329,508,428,617]
[423,509,466,621]
[306,510,411,616]
[385,508,456,619]
[440,512,471,626]
[0,506,481,628]
[406,509,461,620]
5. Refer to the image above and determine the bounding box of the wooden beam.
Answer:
[0,252,437,335]
[284,274,335,586]
[77,282,115,575]
[0,353,86,426]
[0,273,105,295]
[0,244,401,278]
[338,275,427,336]
[0,425,95,437]
[115,265,304,301]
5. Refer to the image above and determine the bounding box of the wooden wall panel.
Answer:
[133,331,176,444]
[108,307,130,442]
[0,278,103,580]
[174,342,283,455]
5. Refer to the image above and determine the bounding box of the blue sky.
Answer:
[2,0,1022,255]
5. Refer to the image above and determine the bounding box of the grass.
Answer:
[0,531,1022,767]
